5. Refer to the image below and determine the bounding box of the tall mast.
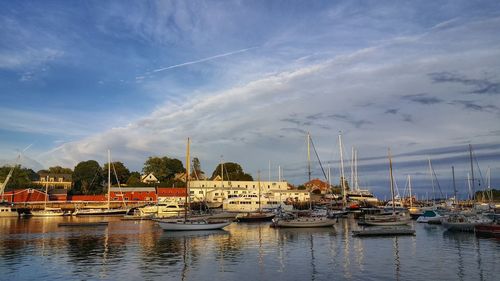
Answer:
[307,133,311,182]
[184,138,190,222]
[428,158,435,205]
[469,144,475,201]
[408,175,412,209]
[452,166,457,206]
[258,171,261,213]
[350,146,354,191]
[388,148,396,215]
[354,149,359,191]
[338,134,346,209]
[107,149,111,209]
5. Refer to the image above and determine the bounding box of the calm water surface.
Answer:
[1,216,499,281]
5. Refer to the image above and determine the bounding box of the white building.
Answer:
[187,180,310,208]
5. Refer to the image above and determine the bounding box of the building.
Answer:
[304,178,331,194]
[141,173,159,184]
[187,180,309,207]
[2,189,47,203]
[33,173,72,190]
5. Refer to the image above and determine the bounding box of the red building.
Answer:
[2,189,47,203]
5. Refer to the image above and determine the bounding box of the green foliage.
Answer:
[103,161,130,185]
[210,162,253,181]
[126,171,142,185]
[48,166,73,174]
[297,185,306,190]
[142,156,185,182]
[0,165,39,190]
[72,160,104,195]
[159,179,186,188]
[475,189,500,201]
[339,177,350,191]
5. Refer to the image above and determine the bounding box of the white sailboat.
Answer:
[156,138,232,231]
[271,133,336,228]
[364,149,410,226]
[74,150,128,216]
[31,177,65,217]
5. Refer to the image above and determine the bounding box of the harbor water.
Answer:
[0,217,499,281]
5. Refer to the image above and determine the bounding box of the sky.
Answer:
[1,0,500,199]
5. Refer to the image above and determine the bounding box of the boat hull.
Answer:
[74,208,128,216]
[272,217,336,228]
[156,220,232,231]
[237,213,275,222]
[475,223,500,237]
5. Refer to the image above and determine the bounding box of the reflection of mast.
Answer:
[339,134,346,209]
[393,237,401,281]
[184,138,191,222]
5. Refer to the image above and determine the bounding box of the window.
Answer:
[199,191,203,194]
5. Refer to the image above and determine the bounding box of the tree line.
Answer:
[0,156,253,195]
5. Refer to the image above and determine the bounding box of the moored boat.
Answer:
[237,212,275,222]
[271,215,336,228]
[156,218,232,231]
[474,222,500,237]
[416,210,443,224]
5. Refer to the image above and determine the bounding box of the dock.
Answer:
[58,222,109,227]
[352,228,416,237]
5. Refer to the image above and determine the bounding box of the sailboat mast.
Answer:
[350,146,354,190]
[408,175,412,209]
[258,171,261,213]
[107,149,111,209]
[469,144,475,201]
[428,158,435,205]
[452,166,457,206]
[388,148,396,215]
[338,134,346,209]
[184,138,190,222]
[307,133,311,182]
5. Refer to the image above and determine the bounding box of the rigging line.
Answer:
[111,161,127,207]
[430,164,444,198]
[309,136,328,182]
[472,149,485,190]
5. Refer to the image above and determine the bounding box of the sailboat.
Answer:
[31,177,65,217]
[363,149,410,226]
[156,138,232,231]
[271,133,336,228]
[236,171,275,222]
[0,155,20,217]
[441,145,492,232]
[73,150,128,216]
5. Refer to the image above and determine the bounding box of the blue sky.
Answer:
[1,0,500,198]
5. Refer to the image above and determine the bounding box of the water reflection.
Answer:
[1,218,499,281]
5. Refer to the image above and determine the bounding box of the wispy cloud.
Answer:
[429,71,500,95]
[402,93,443,105]
[150,47,258,73]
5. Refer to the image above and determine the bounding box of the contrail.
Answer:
[151,47,258,73]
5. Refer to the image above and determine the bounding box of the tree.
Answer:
[142,156,185,182]
[210,162,253,181]
[48,166,73,174]
[191,157,204,179]
[72,160,103,195]
[0,165,39,190]
[126,171,142,185]
[102,161,130,185]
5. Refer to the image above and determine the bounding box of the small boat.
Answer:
[352,227,415,237]
[474,222,500,237]
[416,210,443,224]
[0,204,18,217]
[441,213,492,232]
[138,201,185,218]
[363,212,411,226]
[237,212,275,222]
[271,214,336,228]
[31,207,66,217]
[156,218,232,231]
[155,138,232,232]
[58,221,109,227]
